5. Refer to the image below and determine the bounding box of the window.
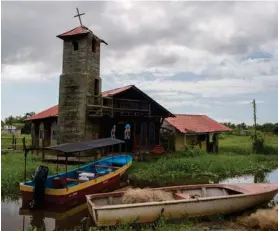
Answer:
[73,41,79,51]
[92,38,96,52]
[94,79,100,95]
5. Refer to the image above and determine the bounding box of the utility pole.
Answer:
[252,99,257,141]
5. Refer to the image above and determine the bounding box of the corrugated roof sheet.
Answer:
[25,105,58,121]
[57,26,91,37]
[102,85,133,97]
[25,85,144,121]
[165,114,231,134]
[57,26,108,45]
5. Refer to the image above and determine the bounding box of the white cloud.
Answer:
[1,63,59,82]
[2,1,278,123]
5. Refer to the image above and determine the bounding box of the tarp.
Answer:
[45,137,125,154]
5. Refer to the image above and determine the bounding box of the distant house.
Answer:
[162,114,231,152]
[1,125,21,135]
[239,129,249,136]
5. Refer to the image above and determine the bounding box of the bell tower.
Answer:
[56,8,108,144]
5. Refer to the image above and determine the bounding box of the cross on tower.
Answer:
[74,7,85,27]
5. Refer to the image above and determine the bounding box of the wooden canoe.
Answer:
[86,183,278,227]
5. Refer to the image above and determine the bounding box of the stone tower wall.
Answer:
[57,33,102,144]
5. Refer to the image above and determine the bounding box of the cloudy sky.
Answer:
[2,1,278,125]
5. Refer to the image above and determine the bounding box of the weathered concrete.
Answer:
[57,31,103,144]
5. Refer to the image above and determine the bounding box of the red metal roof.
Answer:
[102,85,133,97]
[26,85,135,121]
[165,114,231,134]
[25,105,58,121]
[57,26,108,45]
[57,26,92,38]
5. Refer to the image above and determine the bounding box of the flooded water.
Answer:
[2,168,278,231]
[1,199,88,231]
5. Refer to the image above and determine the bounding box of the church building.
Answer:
[26,10,230,154]
[26,15,175,153]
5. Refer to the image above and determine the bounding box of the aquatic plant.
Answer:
[129,153,278,185]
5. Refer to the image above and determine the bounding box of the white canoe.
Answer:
[86,183,278,227]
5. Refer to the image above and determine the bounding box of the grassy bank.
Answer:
[3,134,278,200]
[129,153,278,186]
[218,134,278,155]
[128,134,278,186]
[1,153,77,200]
[23,216,250,231]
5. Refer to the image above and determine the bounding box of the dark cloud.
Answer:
[2,1,107,71]
[2,1,278,77]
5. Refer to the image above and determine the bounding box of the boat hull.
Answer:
[86,183,278,227]
[20,155,132,208]
[21,172,122,207]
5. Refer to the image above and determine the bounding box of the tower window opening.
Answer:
[94,79,100,95]
[73,41,79,51]
[92,38,96,53]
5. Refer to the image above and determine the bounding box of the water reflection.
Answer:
[1,199,89,231]
[19,202,89,231]
[220,169,278,201]
[220,169,278,184]
[29,214,46,231]
[254,171,267,183]
[2,168,278,231]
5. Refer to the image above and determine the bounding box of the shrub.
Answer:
[251,131,265,154]
[183,144,207,157]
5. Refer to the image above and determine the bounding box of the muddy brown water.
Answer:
[2,169,278,231]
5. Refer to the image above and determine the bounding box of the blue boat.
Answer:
[19,138,132,208]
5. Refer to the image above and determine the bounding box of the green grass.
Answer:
[3,134,278,200]
[129,134,278,185]
[129,153,278,186]
[1,152,77,201]
[22,216,229,231]
[1,133,32,150]
[218,134,278,155]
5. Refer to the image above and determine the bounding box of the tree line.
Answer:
[1,112,35,134]
[222,122,278,134]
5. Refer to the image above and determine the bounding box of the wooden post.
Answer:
[42,139,45,162]
[12,134,15,150]
[184,133,187,147]
[215,134,219,153]
[65,154,68,178]
[212,134,216,153]
[56,153,59,175]
[78,152,80,168]
[36,135,39,156]
[14,136,17,150]
[24,150,28,182]
[22,137,26,151]
[133,122,136,153]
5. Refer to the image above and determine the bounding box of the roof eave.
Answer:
[182,130,231,135]
[25,115,58,122]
